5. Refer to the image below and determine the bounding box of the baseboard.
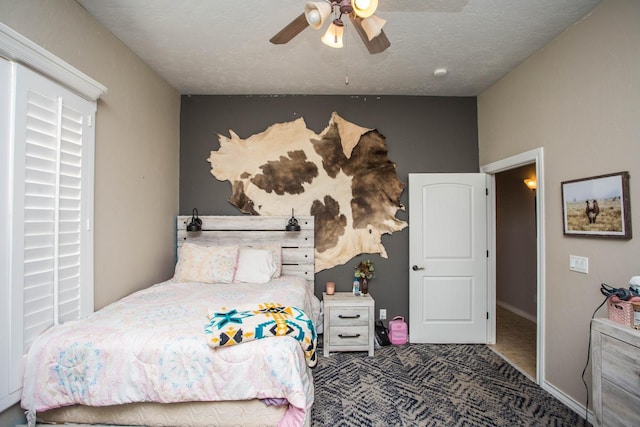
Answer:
[497,300,537,323]
[542,380,593,422]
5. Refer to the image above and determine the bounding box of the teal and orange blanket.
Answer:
[205,303,317,367]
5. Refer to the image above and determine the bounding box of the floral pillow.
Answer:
[174,243,239,284]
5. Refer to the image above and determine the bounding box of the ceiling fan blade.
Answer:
[270,13,309,45]
[349,15,391,54]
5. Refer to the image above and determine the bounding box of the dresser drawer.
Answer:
[591,319,640,427]
[329,307,369,326]
[601,379,640,427]
[601,334,640,397]
[328,326,369,347]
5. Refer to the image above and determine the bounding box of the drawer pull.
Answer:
[338,314,361,319]
[338,333,361,339]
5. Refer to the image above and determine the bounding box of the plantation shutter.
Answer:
[22,88,86,349]
[1,25,104,412]
[8,63,95,390]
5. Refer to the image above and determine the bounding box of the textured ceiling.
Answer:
[75,0,600,96]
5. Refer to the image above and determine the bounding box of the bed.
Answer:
[21,215,319,427]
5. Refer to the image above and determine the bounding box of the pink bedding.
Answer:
[21,276,321,426]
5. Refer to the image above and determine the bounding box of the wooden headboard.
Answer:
[176,215,315,282]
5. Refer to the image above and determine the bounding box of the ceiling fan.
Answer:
[270,0,390,54]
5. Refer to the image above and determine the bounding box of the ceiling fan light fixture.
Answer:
[361,14,386,41]
[304,2,332,30]
[321,20,344,48]
[351,0,378,18]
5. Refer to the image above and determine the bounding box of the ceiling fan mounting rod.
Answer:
[333,0,353,15]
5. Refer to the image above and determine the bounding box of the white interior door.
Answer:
[409,173,487,343]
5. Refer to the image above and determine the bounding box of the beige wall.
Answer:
[0,0,181,309]
[479,0,640,406]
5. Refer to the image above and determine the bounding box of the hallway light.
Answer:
[523,178,537,190]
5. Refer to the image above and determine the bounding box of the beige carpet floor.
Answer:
[489,305,537,380]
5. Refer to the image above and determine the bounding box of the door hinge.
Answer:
[486,250,489,258]
[487,312,489,320]
[88,115,93,127]
[485,188,488,196]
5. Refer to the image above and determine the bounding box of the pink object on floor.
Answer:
[389,316,408,345]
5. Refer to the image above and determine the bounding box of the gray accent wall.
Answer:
[180,95,478,322]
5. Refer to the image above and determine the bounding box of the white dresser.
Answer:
[323,292,375,357]
[591,318,640,427]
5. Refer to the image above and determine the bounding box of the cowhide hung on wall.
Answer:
[208,112,407,272]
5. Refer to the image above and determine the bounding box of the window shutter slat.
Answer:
[24,270,54,290]
[24,169,56,188]
[23,253,54,271]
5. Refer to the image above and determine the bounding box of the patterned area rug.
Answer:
[311,344,583,426]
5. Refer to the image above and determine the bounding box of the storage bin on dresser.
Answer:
[590,318,640,427]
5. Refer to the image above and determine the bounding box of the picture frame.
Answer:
[561,171,631,239]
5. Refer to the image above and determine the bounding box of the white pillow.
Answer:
[174,243,238,284]
[249,244,282,278]
[234,248,278,284]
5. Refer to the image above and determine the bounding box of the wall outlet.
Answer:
[379,309,387,320]
[569,255,589,274]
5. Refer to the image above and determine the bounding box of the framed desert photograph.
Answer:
[562,171,631,239]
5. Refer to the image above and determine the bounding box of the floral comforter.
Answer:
[21,276,321,426]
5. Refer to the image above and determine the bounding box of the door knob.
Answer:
[412,265,425,271]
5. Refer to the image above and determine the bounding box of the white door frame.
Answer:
[481,147,545,386]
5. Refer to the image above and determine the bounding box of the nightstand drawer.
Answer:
[328,326,369,347]
[329,307,369,326]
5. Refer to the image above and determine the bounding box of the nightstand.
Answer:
[323,292,375,357]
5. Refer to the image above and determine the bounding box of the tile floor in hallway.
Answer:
[489,305,537,380]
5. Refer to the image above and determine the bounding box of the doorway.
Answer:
[481,148,545,386]
[491,164,537,380]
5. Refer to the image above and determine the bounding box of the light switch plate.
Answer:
[569,255,589,274]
